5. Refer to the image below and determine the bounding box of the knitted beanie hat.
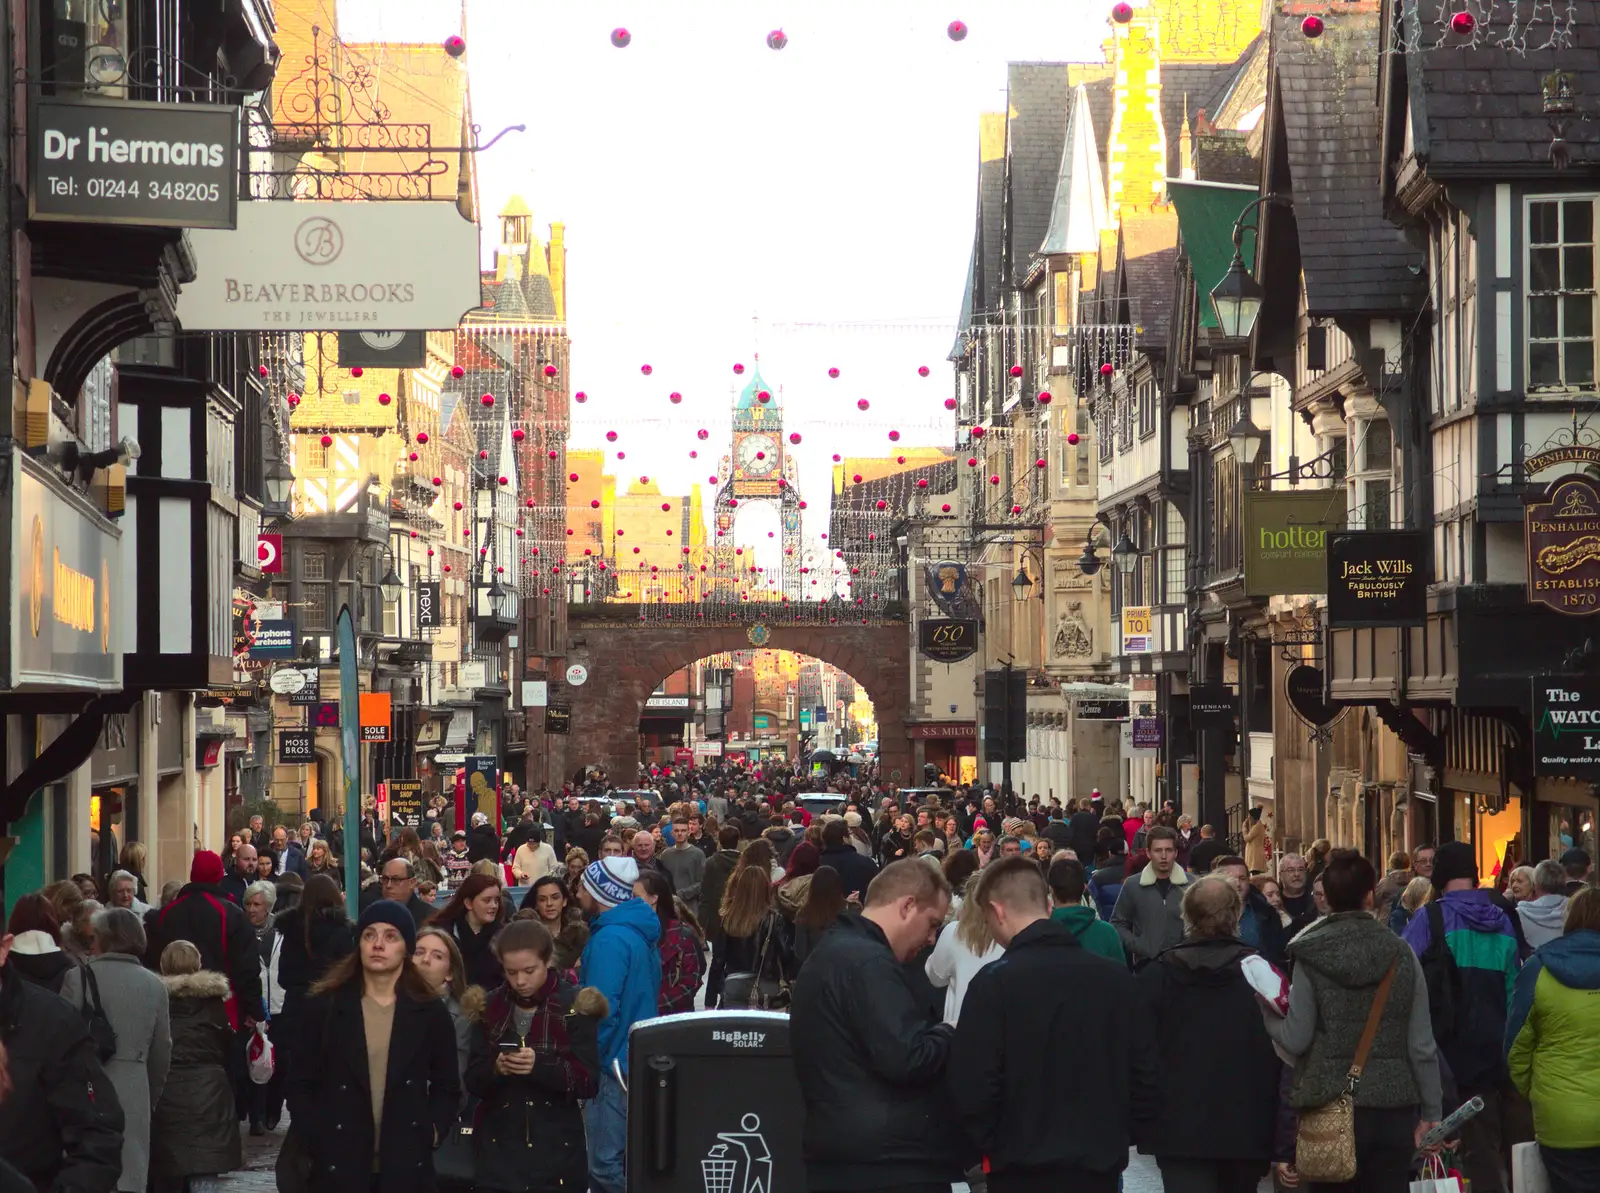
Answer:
[582,856,640,910]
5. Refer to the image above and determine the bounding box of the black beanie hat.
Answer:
[356,898,417,955]
[1430,840,1478,891]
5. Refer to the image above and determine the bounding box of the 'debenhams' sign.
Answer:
[30,98,239,230]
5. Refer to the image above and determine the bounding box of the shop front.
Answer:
[641,695,695,768]
[908,722,977,786]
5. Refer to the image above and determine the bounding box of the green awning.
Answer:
[1169,180,1259,330]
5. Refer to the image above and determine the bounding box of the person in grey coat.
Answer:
[1110,827,1192,967]
[1517,859,1571,950]
[60,908,172,1193]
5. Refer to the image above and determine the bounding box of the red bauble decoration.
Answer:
[432,476,442,486]
[480,393,494,407]
[1011,504,1022,514]
[669,391,682,404]
[1100,362,1115,377]
[443,565,451,573]
[1010,364,1024,377]
[967,457,978,467]
[478,449,488,460]
[287,394,300,407]
[857,399,870,411]
[917,478,929,488]
[378,392,391,405]
[1067,432,1081,445]
[257,364,269,377]
[350,366,363,377]
[611,27,631,47]
[511,427,525,441]
[662,502,672,512]
[1450,9,1475,33]
[828,367,840,378]
[766,28,787,50]
[605,431,618,442]
[991,475,1003,485]
[590,499,600,509]
[450,365,464,378]
[944,397,958,410]
[789,433,802,444]
[733,363,745,374]
[697,428,710,440]
[972,426,987,438]
[497,476,508,485]
[409,452,418,461]
[453,501,463,510]
[897,455,906,464]
[1037,391,1053,404]
[575,391,587,403]
[1301,14,1324,37]
[1112,1,1134,23]
[755,451,765,460]
[888,430,901,442]
[947,19,968,40]
[444,34,465,57]
[757,390,771,404]
[416,432,428,443]
[941,503,952,513]
[319,434,333,447]
[549,450,559,459]
[832,454,841,462]
[799,500,808,509]
[852,473,863,484]
[875,500,887,510]
[410,530,419,538]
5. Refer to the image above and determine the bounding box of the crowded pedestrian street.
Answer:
[5,2,1600,1193]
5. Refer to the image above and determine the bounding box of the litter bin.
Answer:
[626,1011,800,1193]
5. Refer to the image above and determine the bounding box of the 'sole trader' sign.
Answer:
[1526,476,1600,615]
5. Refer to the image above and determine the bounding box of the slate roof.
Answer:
[1194,133,1260,185]
[1119,212,1180,349]
[480,251,557,321]
[1403,0,1600,172]
[1002,64,1074,288]
[1274,10,1420,314]
[1161,61,1245,174]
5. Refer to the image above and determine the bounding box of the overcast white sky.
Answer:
[338,0,1105,578]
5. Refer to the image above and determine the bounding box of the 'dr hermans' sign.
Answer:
[30,98,239,230]
[1533,678,1600,779]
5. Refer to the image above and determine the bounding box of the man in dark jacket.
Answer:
[1186,825,1225,875]
[1214,856,1289,967]
[949,858,1151,1193]
[466,814,499,864]
[143,850,265,1024]
[818,818,878,901]
[0,942,125,1193]
[1066,800,1100,865]
[790,859,963,1192]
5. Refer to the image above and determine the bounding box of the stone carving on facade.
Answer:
[1053,601,1093,658]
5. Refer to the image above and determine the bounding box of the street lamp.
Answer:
[264,457,294,508]
[379,555,403,604]
[1228,404,1267,466]
[1077,540,1102,576]
[486,576,512,620]
[1209,252,1266,340]
[1011,563,1033,602]
[1111,531,1138,576]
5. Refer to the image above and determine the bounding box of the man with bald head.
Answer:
[220,843,256,904]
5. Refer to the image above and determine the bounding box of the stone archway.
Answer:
[562,618,911,786]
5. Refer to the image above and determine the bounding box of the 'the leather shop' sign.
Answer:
[918,618,978,663]
[1326,530,1427,628]
[1526,476,1600,616]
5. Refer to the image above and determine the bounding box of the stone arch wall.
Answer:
[563,619,911,785]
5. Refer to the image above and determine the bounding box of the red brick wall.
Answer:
[564,620,911,785]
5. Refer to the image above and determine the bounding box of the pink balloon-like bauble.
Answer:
[611,27,631,47]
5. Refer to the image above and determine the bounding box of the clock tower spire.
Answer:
[712,365,804,600]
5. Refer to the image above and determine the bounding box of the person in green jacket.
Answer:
[1506,887,1600,1193]
[1047,857,1126,965]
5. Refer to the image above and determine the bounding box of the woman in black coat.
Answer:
[149,944,241,1193]
[285,950,460,1193]
[1133,876,1280,1193]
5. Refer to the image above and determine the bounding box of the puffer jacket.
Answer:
[578,898,661,1075]
[789,914,965,1191]
[1506,928,1600,1148]
[149,971,240,1179]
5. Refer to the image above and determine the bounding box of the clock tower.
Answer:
[713,367,803,599]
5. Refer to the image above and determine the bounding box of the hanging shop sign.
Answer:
[1533,677,1600,779]
[1121,606,1153,654]
[30,98,239,230]
[386,779,424,827]
[268,667,307,695]
[278,730,315,763]
[176,201,482,331]
[1189,684,1237,729]
[924,561,970,614]
[2,449,122,691]
[256,533,282,574]
[1242,490,1347,597]
[1326,530,1427,627]
[545,704,572,734]
[248,618,296,659]
[1525,444,1600,477]
[337,330,427,370]
[359,692,392,743]
[288,667,321,705]
[1131,718,1163,750]
[310,700,340,728]
[417,581,442,629]
[1076,699,1129,721]
[1525,476,1600,616]
[1285,664,1342,728]
[918,617,978,663]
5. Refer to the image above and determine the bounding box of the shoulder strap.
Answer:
[1349,962,1398,1079]
[1426,899,1446,946]
[82,965,102,1015]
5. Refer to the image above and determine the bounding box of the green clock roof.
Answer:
[735,370,778,410]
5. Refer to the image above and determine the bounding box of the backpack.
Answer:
[79,966,118,1062]
[1419,901,1463,1044]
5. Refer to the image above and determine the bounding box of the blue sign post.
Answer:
[337,607,361,917]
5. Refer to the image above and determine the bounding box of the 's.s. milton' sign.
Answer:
[1526,476,1600,615]
[1242,490,1347,597]
[918,618,978,663]
[1533,677,1600,779]
[176,201,483,332]
[1326,530,1428,628]
[30,98,239,230]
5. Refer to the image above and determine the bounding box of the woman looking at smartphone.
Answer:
[463,920,607,1193]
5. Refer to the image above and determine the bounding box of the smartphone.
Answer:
[497,1040,524,1054]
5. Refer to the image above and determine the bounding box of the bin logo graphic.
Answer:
[702,1114,772,1193]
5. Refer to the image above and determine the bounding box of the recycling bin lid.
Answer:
[628,1010,792,1057]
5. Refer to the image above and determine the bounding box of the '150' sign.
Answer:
[919,618,978,663]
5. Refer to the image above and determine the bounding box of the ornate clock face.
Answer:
[738,434,778,476]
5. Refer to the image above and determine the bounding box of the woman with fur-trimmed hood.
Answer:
[149,941,241,1193]
[464,919,607,1193]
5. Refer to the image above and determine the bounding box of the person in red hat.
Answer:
[142,851,262,1029]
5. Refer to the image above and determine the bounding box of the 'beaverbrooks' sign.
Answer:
[1526,476,1600,616]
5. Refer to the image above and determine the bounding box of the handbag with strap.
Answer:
[1295,961,1397,1184]
[79,967,118,1062]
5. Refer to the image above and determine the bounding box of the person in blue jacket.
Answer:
[576,856,661,1193]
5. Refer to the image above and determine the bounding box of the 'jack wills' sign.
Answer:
[1326,530,1427,628]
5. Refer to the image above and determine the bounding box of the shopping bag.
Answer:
[1410,1154,1464,1193]
[1512,1141,1550,1193]
[246,1021,275,1084]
